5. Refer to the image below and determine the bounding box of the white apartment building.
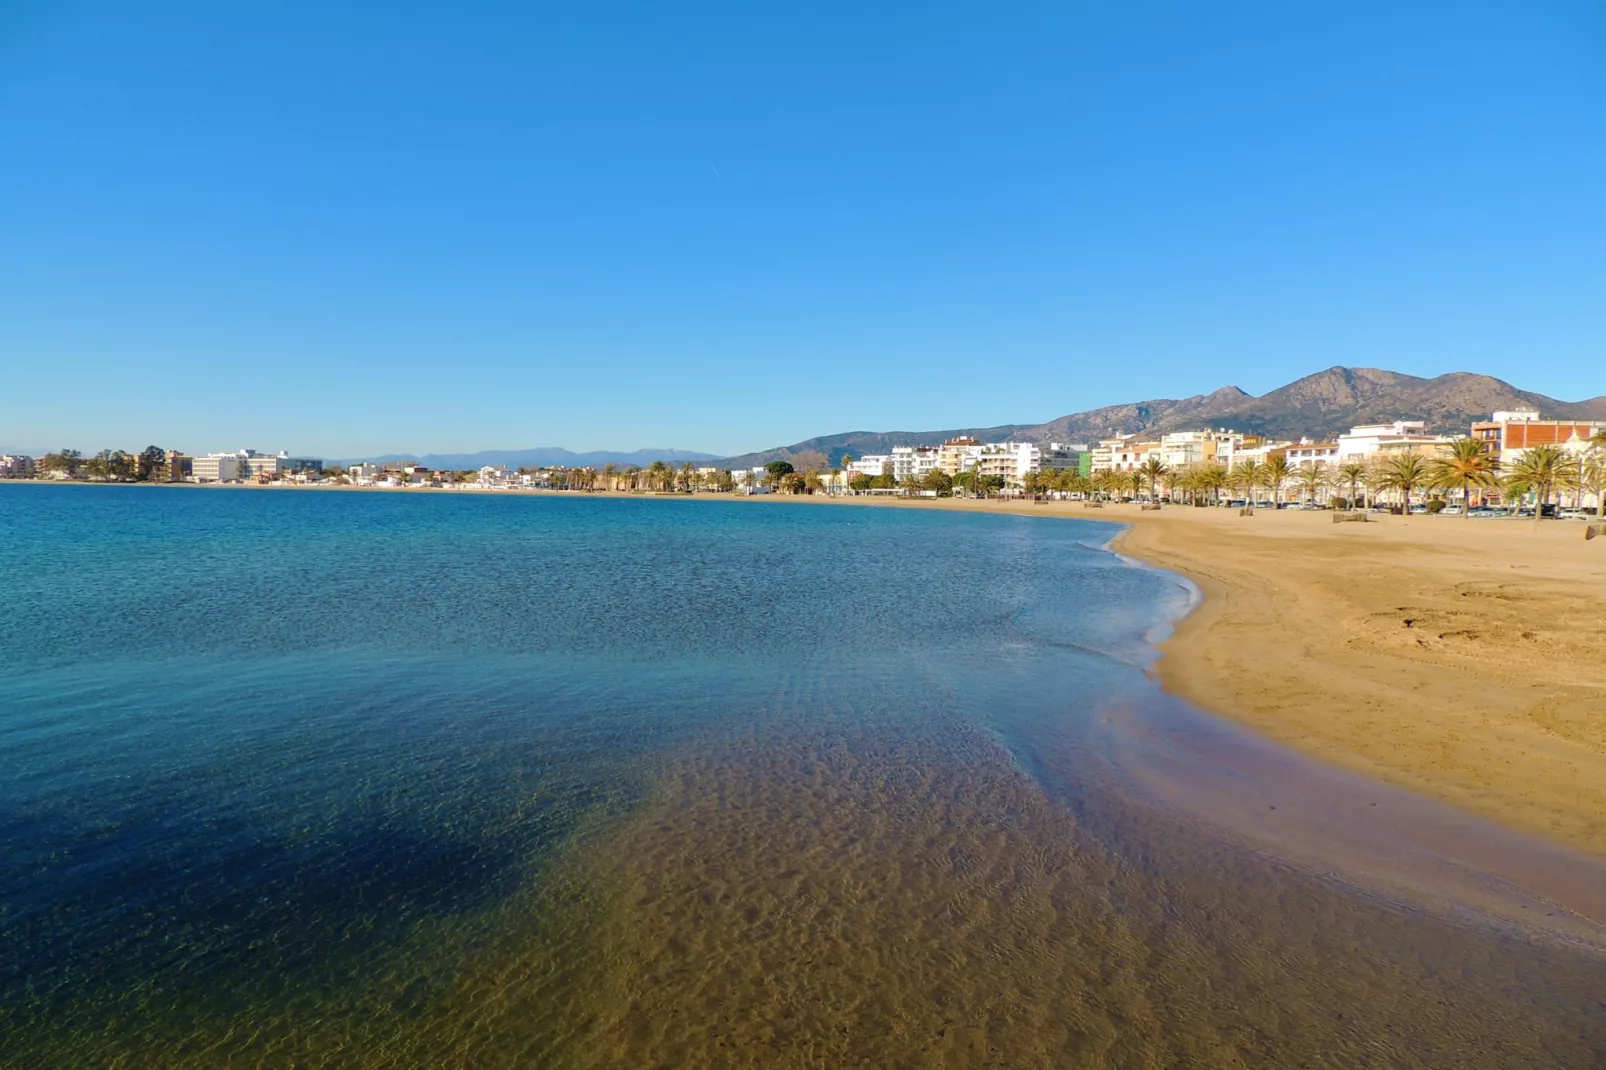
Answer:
[974,441,1041,486]
[1089,435,1139,473]
[191,453,244,482]
[1335,422,1447,463]
[1156,430,1243,470]
[889,446,942,484]
[847,455,891,479]
[1284,440,1341,469]
[348,462,381,484]
[0,454,35,478]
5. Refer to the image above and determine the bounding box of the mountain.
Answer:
[338,447,722,469]
[719,368,1606,466]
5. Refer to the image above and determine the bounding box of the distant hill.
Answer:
[338,447,722,469]
[719,367,1606,467]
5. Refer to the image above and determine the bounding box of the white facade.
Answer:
[192,454,244,482]
[974,442,1040,486]
[1335,422,1443,462]
[0,454,35,478]
[890,446,941,484]
[847,455,891,479]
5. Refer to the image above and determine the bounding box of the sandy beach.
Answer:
[798,495,1606,857]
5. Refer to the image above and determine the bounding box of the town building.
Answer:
[974,442,1041,486]
[937,437,983,475]
[846,455,891,479]
[1471,410,1602,463]
[889,446,942,484]
[0,454,36,478]
[1334,422,1447,463]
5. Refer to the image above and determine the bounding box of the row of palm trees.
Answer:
[1024,434,1606,521]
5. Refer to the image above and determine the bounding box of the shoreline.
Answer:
[13,480,1605,859]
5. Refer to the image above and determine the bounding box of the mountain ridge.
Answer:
[717,367,1606,468]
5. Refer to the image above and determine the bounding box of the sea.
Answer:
[1,484,1602,1068]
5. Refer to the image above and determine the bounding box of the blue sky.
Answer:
[2,1,1602,458]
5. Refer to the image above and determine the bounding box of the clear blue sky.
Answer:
[2,1,1602,458]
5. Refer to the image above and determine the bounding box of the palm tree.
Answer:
[1260,455,1292,509]
[1580,454,1606,520]
[1160,467,1181,503]
[1428,437,1499,517]
[1126,470,1145,501]
[1375,453,1431,515]
[1336,462,1368,511]
[1502,445,1573,527]
[1138,457,1170,503]
[1294,464,1326,507]
[1197,464,1229,506]
[1230,459,1264,512]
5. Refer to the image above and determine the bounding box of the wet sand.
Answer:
[782,496,1606,860]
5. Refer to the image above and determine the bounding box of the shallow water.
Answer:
[1,485,1602,1067]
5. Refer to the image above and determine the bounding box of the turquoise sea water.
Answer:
[2,485,1603,1067]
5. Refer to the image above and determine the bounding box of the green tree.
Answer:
[1502,445,1573,526]
[1294,464,1327,506]
[849,473,873,493]
[921,469,953,495]
[1428,438,1500,517]
[1260,455,1292,508]
[1138,456,1170,503]
[764,460,795,487]
[1375,453,1431,515]
[1336,462,1368,511]
[1230,459,1264,512]
[42,449,83,476]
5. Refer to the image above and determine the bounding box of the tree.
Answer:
[1580,454,1606,520]
[1230,459,1264,512]
[1138,457,1170,503]
[1375,453,1431,515]
[849,473,872,493]
[1336,462,1368,511]
[778,472,808,495]
[1428,438,1500,517]
[1294,464,1326,506]
[1502,446,1573,526]
[978,474,1006,496]
[951,470,976,496]
[42,449,83,476]
[135,445,167,482]
[1260,455,1292,508]
[764,460,795,487]
[921,469,953,495]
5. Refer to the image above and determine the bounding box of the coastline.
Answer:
[13,481,1604,858]
[800,494,1606,858]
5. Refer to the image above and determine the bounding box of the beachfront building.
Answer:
[191,452,245,482]
[477,465,514,487]
[0,454,35,478]
[846,455,891,479]
[1156,430,1243,470]
[1334,422,1446,463]
[1106,439,1163,474]
[1284,440,1340,469]
[974,442,1042,487]
[348,462,381,485]
[937,437,984,475]
[1039,442,1088,473]
[889,446,942,484]
[1471,410,1603,465]
[1088,436,1137,474]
